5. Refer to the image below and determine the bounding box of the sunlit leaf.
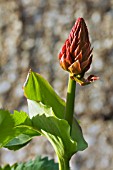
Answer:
[23,70,65,119]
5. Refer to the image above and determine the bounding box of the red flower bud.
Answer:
[58,18,99,85]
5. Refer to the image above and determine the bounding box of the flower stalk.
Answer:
[58,17,99,170]
[65,75,76,132]
[56,75,76,170]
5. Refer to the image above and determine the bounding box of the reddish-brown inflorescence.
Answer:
[58,18,99,85]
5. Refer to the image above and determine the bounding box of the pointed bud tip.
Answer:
[76,17,85,23]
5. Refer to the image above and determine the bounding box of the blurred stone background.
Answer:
[0,0,113,169]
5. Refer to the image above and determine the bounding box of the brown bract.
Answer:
[58,18,99,85]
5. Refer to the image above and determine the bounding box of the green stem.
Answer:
[65,75,76,131]
[58,157,70,170]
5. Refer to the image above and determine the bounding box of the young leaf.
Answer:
[23,70,65,119]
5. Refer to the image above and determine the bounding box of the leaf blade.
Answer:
[28,99,88,152]
[23,70,65,119]
[32,114,77,159]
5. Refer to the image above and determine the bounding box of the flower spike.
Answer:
[58,18,99,85]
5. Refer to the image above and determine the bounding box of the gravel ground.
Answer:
[0,0,113,169]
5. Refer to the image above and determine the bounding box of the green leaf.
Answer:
[27,99,87,153]
[23,71,87,151]
[71,118,88,151]
[23,70,65,119]
[22,156,58,170]
[0,109,39,149]
[12,110,31,126]
[1,165,11,170]
[32,114,77,160]
[5,134,32,150]
[0,157,58,170]
[0,110,17,147]
[26,100,77,159]
[28,100,77,159]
